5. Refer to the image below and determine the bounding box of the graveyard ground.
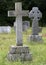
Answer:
[0,27,46,65]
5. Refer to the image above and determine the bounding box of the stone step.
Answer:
[29,35,42,42]
[7,53,32,61]
[9,45,30,54]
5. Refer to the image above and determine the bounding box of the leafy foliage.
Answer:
[0,0,46,26]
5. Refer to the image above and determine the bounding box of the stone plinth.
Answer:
[7,45,32,61]
[29,35,42,42]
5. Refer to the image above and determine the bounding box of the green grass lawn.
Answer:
[0,27,46,65]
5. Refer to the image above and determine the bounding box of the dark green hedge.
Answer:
[0,0,46,26]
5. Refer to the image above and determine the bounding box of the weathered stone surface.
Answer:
[20,53,32,61]
[7,46,32,61]
[7,2,32,61]
[28,7,42,42]
[39,27,42,32]
[23,21,30,31]
[14,21,30,32]
[24,53,32,61]
[7,53,20,61]
[7,53,32,61]
[29,35,42,42]
[8,2,29,46]
[29,7,42,35]
[9,46,29,54]
[7,52,32,61]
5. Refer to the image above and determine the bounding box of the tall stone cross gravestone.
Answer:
[29,7,42,41]
[8,2,29,46]
[7,2,32,61]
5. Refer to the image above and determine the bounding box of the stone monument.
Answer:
[0,26,11,33]
[14,21,30,32]
[7,2,32,61]
[23,21,30,31]
[29,7,42,41]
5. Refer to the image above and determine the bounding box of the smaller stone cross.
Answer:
[29,7,42,35]
[8,2,29,46]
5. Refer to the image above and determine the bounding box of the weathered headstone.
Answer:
[23,21,30,31]
[0,26,11,33]
[14,21,30,32]
[29,7,42,41]
[7,2,32,61]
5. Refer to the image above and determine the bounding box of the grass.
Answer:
[0,27,46,65]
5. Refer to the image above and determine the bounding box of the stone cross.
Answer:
[8,2,29,46]
[14,21,30,32]
[29,7,42,35]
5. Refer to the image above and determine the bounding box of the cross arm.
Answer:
[8,11,16,17]
[22,10,29,16]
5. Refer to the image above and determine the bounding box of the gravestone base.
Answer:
[7,45,32,61]
[29,35,42,42]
